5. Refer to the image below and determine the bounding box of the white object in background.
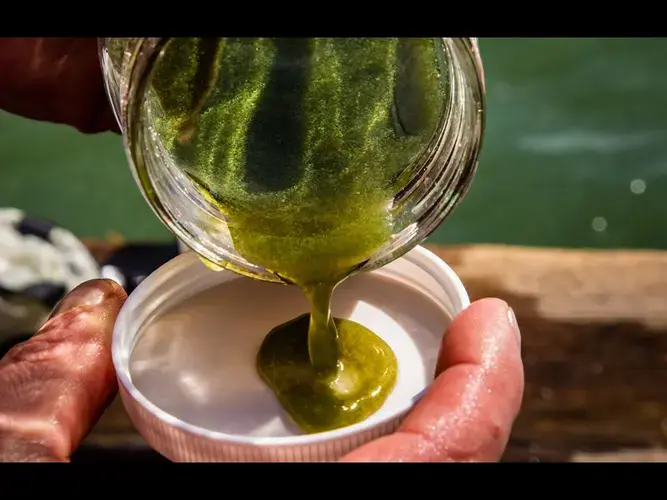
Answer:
[0,208,100,336]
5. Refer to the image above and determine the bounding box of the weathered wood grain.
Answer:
[431,244,667,462]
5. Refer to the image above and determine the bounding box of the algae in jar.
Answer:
[145,37,448,433]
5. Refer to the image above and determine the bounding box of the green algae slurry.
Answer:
[147,37,446,433]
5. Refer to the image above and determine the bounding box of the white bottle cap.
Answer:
[112,245,469,462]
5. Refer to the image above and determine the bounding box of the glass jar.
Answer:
[99,38,485,284]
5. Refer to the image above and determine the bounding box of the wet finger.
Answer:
[0,279,126,462]
[341,298,524,462]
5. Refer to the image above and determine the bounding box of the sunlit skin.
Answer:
[0,38,118,134]
[0,279,523,462]
[0,37,524,462]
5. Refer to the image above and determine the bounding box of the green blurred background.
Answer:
[1,37,666,249]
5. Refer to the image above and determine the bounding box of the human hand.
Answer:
[341,298,524,462]
[0,37,523,461]
[0,281,522,462]
[0,38,117,134]
[0,279,126,461]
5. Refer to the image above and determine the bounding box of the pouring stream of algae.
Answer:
[147,37,446,433]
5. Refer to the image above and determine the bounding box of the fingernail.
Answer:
[48,281,108,320]
[507,306,521,347]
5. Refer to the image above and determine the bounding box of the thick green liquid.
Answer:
[257,313,397,433]
[148,37,445,433]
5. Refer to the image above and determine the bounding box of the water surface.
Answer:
[1,38,667,249]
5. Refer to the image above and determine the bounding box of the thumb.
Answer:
[341,298,524,462]
[0,279,126,462]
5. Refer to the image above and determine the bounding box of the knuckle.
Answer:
[2,309,97,366]
[0,352,61,410]
[448,413,506,462]
[4,337,60,365]
[0,356,70,462]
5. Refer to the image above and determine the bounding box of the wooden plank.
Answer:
[430,244,667,462]
[83,241,667,462]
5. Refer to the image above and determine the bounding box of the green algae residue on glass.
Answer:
[147,37,446,433]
